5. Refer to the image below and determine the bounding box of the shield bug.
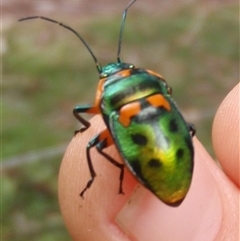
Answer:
[19,0,195,206]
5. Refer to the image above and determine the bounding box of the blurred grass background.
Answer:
[2,0,238,240]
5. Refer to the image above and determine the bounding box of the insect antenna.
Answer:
[19,16,102,73]
[117,0,137,63]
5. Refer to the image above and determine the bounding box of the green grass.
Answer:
[2,2,239,240]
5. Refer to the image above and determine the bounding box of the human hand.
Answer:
[58,84,239,241]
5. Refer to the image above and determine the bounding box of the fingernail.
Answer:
[116,140,222,241]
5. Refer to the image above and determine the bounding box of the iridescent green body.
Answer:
[100,63,194,205]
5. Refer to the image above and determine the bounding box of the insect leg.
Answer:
[188,123,196,137]
[80,129,125,197]
[73,105,99,133]
[80,134,99,198]
[96,139,125,195]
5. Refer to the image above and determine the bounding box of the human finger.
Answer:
[58,115,238,241]
[212,83,240,187]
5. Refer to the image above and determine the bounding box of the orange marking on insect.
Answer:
[99,128,114,146]
[85,106,99,114]
[146,69,164,80]
[118,69,132,78]
[146,94,171,111]
[90,77,108,112]
[119,101,141,127]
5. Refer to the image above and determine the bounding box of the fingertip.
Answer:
[212,84,239,187]
[58,113,239,240]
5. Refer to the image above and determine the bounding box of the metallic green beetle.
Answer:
[19,0,195,206]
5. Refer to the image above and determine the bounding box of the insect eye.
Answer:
[100,73,108,78]
[167,87,172,95]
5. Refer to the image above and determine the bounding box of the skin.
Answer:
[58,84,239,241]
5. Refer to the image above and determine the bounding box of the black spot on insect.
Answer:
[148,158,162,168]
[131,159,151,188]
[131,133,147,146]
[176,148,184,160]
[169,119,178,133]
